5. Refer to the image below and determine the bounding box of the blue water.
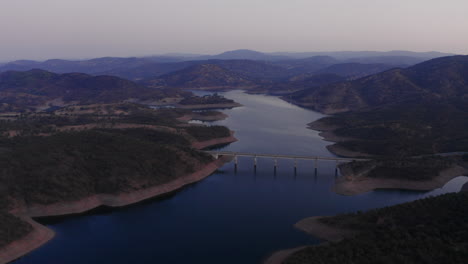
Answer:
[14,90,468,264]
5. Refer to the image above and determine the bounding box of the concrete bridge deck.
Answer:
[205,150,368,162]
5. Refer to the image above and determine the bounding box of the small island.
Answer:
[177,94,243,110]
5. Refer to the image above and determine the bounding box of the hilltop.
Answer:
[291,55,468,113]
[0,50,452,94]
[0,69,187,112]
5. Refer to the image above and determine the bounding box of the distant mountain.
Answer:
[100,61,197,81]
[271,50,455,60]
[0,57,155,75]
[255,73,345,95]
[315,63,399,79]
[0,50,452,91]
[141,59,294,89]
[0,69,169,112]
[273,56,339,74]
[342,56,428,66]
[149,64,255,88]
[291,55,468,113]
[211,49,291,61]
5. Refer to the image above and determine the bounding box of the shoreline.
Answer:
[176,112,228,122]
[191,133,237,150]
[308,118,468,194]
[335,165,468,196]
[308,119,373,158]
[176,102,243,110]
[0,216,54,264]
[263,216,357,264]
[295,216,357,242]
[263,246,307,264]
[1,137,236,264]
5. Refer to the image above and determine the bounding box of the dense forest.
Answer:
[285,191,468,264]
[317,100,468,157]
[0,103,233,249]
[340,155,466,181]
[179,94,235,105]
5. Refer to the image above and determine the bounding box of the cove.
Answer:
[14,90,467,264]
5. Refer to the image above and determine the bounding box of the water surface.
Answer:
[15,90,467,264]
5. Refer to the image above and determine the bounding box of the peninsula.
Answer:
[0,70,240,264]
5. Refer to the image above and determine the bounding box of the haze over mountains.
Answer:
[0,70,182,112]
[0,49,456,94]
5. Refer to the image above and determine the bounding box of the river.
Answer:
[14,90,468,264]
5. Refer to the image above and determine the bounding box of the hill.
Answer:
[272,50,454,60]
[0,102,235,258]
[291,55,468,114]
[203,49,290,61]
[146,64,257,89]
[314,63,398,79]
[0,69,175,112]
[285,191,468,264]
[0,57,156,75]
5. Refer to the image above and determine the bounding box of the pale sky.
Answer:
[1,0,467,61]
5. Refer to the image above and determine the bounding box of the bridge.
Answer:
[205,150,369,174]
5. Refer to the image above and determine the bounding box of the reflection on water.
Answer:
[15,90,468,264]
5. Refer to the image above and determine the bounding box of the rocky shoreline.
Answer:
[191,133,237,150]
[0,216,54,264]
[263,246,307,264]
[307,119,372,158]
[335,165,468,196]
[263,216,357,264]
[0,137,237,264]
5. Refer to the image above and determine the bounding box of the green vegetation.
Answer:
[0,102,233,249]
[184,125,231,141]
[320,100,468,157]
[1,130,212,205]
[341,156,459,181]
[0,196,31,248]
[0,69,174,112]
[179,94,235,105]
[286,192,468,264]
[0,211,32,249]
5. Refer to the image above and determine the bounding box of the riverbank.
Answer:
[0,216,54,264]
[462,182,468,192]
[0,139,236,264]
[176,102,242,110]
[263,246,307,264]
[335,164,468,196]
[308,118,468,195]
[263,216,357,264]
[307,119,373,158]
[177,112,228,122]
[295,216,357,242]
[275,191,468,264]
[191,132,237,149]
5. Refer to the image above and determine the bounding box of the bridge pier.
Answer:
[314,158,318,175]
[274,159,277,175]
[335,160,339,176]
[234,155,238,173]
[294,159,297,175]
[204,150,367,176]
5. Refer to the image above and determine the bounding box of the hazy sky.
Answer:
[1,0,467,61]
